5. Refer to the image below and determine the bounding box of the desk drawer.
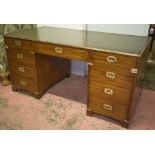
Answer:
[88,97,129,121]
[9,63,36,79]
[35,42,88,61]
[91,51,137,70]
[89,69,133,90]
[7,48,35,67]
[89,81,131,104]
[11,76,37,93]
[5,38,32,50]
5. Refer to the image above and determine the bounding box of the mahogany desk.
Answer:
[4,27,151,127]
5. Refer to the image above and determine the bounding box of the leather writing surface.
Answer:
[5,26,151,56]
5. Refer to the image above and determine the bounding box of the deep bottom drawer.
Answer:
[11,76,37,93]
[88,97,130,121]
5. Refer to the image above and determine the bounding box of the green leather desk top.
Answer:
[4,26,151,57]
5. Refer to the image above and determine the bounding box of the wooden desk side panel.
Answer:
[128,41,151,122]
[35,53,70,96]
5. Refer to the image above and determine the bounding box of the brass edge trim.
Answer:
[30,51,35,54]
[34,92,39,95]
[124,120,129,123]
[87,108,92,111]
[5,45,8,49]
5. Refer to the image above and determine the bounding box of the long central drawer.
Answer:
[34,42,88,61]
[88,96,130,121]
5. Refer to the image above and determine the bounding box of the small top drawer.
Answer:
[35,42,88,62]
[91,51,137,70]
[5,37,32,51]
[7,48,35,67]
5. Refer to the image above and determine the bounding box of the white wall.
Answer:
[87,24,149,36]
[37,24,86,30]
[38,24,149,36]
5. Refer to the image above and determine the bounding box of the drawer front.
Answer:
[9,63,36,79]
[35,42,88,61]
[5,38,32,50]
[91,51,137,70]
[89,81,131,104]
[88,97,129,121]
[90,62,134,78]
[7,49,35,67]
[89,69,133,90]
[11,76,37,93]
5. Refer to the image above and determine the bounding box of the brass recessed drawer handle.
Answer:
[20,80,27,86]
[18,67,25,72]
[104,88,114,95]
[15,40,21,46]
[17,53,23,59]
[131,68,138,74]
[55,47,63,54]
[5,45,8,49]
[103,104,113,111]
[88,62,94,66]
[106,72,116,79]
[107,56,117,63]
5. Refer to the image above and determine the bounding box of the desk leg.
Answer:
[66,73,70,78]
[121,122,129,129]
[12,85,18,92]
[34,94,42,99]
[33,92,42,99]
[87,109,94,116]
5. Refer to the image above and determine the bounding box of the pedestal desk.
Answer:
[4,27,151,127]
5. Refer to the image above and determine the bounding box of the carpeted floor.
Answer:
[0,75,155,130]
